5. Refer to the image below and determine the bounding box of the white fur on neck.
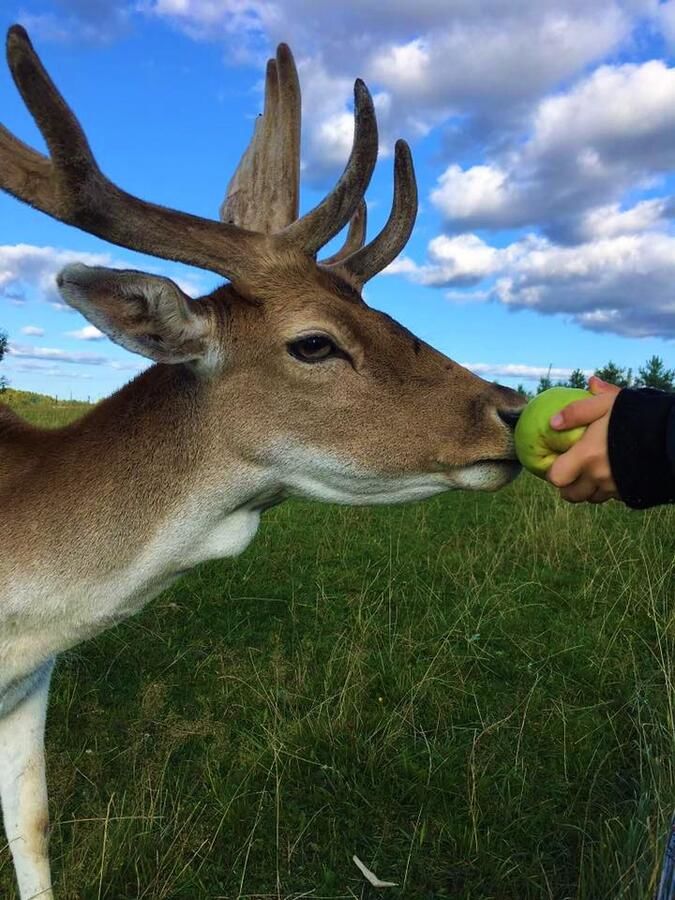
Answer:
[264,439,514,504]
[0,493,263,707]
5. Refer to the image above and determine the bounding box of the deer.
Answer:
[0,24,525,899]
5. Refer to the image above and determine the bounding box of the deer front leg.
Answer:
[0,661,54,900]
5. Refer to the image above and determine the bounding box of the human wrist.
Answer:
[607,388,675,509]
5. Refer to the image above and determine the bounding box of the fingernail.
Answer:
[550,414,563,428]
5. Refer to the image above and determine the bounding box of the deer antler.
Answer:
[332,140,417,286]
[0,26,268,280]
[222,42,378,258]
[280,78,377,255]
[220,43,301,233]
[1,26,412,286]
[320,201,367,265]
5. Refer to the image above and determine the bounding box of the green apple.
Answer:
[514,386,593,478]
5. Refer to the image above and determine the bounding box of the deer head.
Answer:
[1,26,524,507]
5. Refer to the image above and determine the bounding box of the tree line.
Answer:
[516,355,675,399]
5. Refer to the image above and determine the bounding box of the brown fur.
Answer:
[1,262,522,586]
[0,366,209,579]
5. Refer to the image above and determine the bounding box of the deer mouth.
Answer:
[469,458,522,480]
[472,456,520,467]
[448,457,521,492]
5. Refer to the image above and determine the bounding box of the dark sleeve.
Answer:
[607,388,675,509]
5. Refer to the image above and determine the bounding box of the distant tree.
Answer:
[594,361,633,388]
[567,368,587,389]
[515,383,533,400]
[0,329,8,393]
[536,365,553,394]
[635,355,675,391]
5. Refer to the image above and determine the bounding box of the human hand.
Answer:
[546,376,621,503]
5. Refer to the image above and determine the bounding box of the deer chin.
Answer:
[264,441,520,506]
[451,459,522,492]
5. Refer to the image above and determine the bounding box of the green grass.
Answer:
[2,391,675,898]
[1,387,92,428]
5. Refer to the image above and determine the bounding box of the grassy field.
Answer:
[1,390,675,898]
[1,387,92,428]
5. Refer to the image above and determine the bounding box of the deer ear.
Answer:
[57,264,214,365]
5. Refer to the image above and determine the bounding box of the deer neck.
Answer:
[1,366,278,680]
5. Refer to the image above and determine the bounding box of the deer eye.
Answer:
[288,334,339,363]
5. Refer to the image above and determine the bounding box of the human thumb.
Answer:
[589,375,620,396]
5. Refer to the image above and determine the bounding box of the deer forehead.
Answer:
[205,261,426,360]
[220,283,426,359]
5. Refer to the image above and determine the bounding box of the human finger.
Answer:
[547,440,587,488]
[550,392,614,430]
[559,474,597,503]
[587,488,614,504]
[588,375,621,396]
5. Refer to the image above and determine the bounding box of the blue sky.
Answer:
[2,0,675,400]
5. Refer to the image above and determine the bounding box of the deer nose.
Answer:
[498,408,522,430]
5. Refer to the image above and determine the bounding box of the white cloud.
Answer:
[141,0,652,181]
[369,38,431,96]
[424,234,502,284]
[0,243,209,308]
[6,359,95,380]
[292,60,397,185]
[492,232,675,337]
[431,165,512,225]
[174,275,208,296]
[384,233,532,287]
[367,5,627,123]
[8,1,675,347]
[389,228,675,339]
[443,288,492,304]
[138,0,276,56]
[7,342,146,371]
[430,60,675,240]
[530,60,675,156]
[66,325,106,341]
[462,362,592,383]
[0,244,113,306]
[20,325,46,337]
[297,59,356,182]
[575,198,674,241]
[7,344,112,366]
[23,1,673,199]
[384,256,423,278]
